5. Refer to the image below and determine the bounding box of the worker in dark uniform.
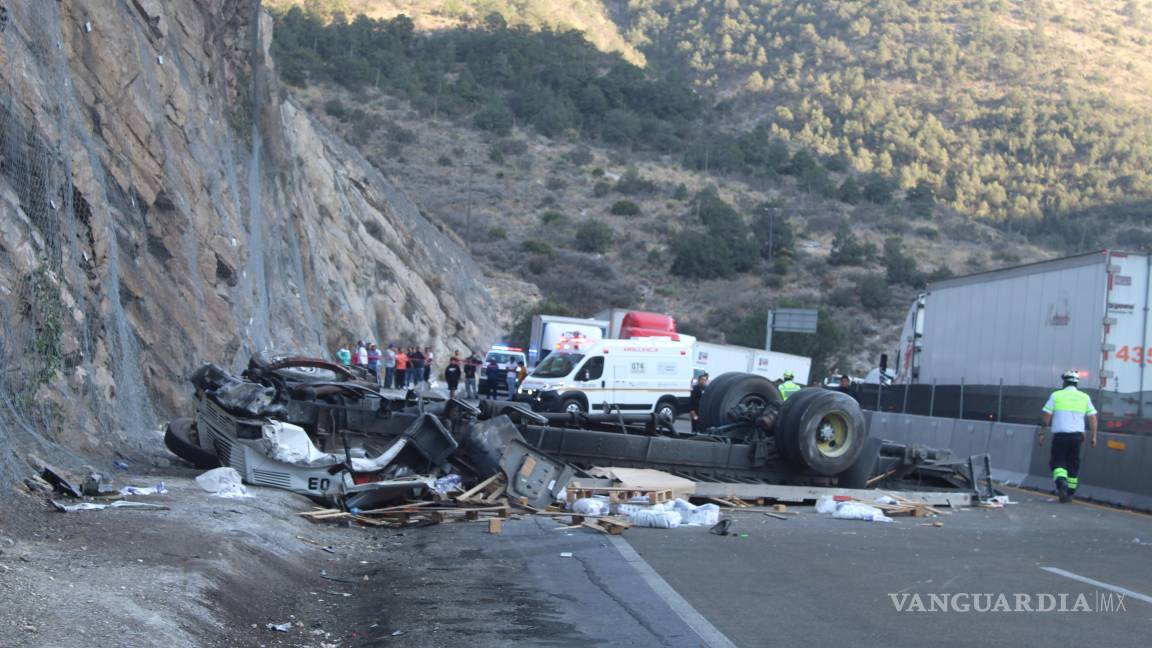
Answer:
[832,374,856,398]
[1038,369,1098,503]
[689,372,708,433]
[443,356,462,401]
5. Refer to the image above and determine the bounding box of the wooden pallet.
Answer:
[455,473,508,505]
[534,510,633,535]
[567,487,673,505]
[581,516,632,535]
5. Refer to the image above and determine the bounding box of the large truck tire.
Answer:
[776,389,866,476]
[164,418,221,470]
[698,373,782,432]
[774,388,825,459]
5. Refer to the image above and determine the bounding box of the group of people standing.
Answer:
[388,345,437,390]
[337,341,438,390]
[336,341,492,400]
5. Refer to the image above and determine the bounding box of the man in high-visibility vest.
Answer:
[1039,369,1098,503]
[779,370,801,400]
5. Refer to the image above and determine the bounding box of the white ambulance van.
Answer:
[516,336,695,421]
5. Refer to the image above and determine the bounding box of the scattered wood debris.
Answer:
[872,491,947,517]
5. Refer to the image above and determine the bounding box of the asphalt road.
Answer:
[623,489,1152,648]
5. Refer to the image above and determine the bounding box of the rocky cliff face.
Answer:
[0,0,498,476]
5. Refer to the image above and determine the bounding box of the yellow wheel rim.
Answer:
[815,413,851,458]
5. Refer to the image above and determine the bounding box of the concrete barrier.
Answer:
[866,411,1152,510]
[986,423,1035,484]
[1021,431,1152,511]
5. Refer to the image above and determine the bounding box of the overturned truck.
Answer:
[165,353,990,508]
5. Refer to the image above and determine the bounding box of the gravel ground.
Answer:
[0,464,566,648]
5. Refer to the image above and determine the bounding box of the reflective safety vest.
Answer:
[1041,386,1097,433]
[779,380,801,400]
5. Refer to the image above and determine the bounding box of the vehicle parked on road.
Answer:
[478,345,526,397]
[516,336,696,421]
[893,249,1152,429]
[527,315,608,367]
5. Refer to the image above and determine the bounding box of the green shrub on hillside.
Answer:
[856,275,891,311]
[882,236,924,286]
[614,167,658,195]
[521,239,555,257]
[610,200,641,216]
[828,223,869,266]
[574,220,613,253]
[324,98,347,120]
[540,211,568,226]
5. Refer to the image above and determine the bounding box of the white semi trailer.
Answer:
[895,249,1152,422]
[693,342,811,384]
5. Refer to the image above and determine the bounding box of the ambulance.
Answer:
[515,335,696,421]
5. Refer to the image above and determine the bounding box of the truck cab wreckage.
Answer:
[164,353,993,512]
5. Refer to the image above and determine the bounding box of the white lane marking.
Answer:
[609,535,739,648]
[1041,567,1152,605]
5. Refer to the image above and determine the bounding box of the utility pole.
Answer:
[765,204,775,264]
[464,163,475,251]
[765,309,774,351]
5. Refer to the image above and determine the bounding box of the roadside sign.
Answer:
[766,308,818,351]
[773,308,818,333]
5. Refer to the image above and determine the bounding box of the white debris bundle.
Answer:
[195,467,250,498]
[628,507,682,529]
[622,498,720,528]
[816,495,892,522]
[570,497,611,516]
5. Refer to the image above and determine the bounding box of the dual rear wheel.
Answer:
[698,376,866,476]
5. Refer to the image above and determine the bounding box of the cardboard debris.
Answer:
[585,467,696,499]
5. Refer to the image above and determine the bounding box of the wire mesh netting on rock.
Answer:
[0,1,157,486]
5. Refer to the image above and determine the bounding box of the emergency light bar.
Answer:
[491,345,523,352]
